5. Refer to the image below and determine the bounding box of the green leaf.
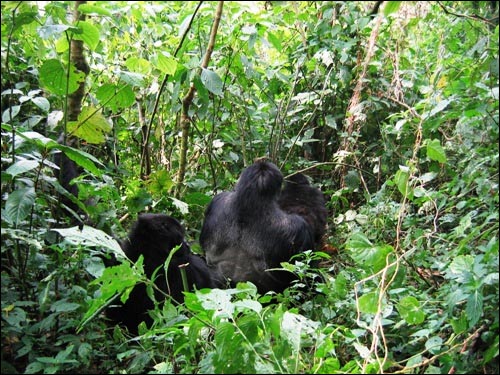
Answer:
[118,71,146,87]
[347,233,394,273]
[358,292,379,314]
[67,106,112,144]
[2,105,20,123]
[77,4,112,16]
[426,139,447,163]
[281,311,320,352]
[37,24,74,39]
[184,192,212,206]
[79,261,141,332]
[234,299,262,314]
[397,296,425,325]
[201,68,223,96]
[96,84,135,112]
[31,96,50,112]
[197,288,235,318]
[39,59,85,96]
[51,300,81,313]
[425,336,443,355]
[73,21,100,51]
[5,159,39,177]
[4,187,36,225]
[51,225,126,259]
[424,99,451,119]
[125,57,152,75]
[50,143,103,176]
[154,53,178,75]
[466,290,483,327]
[383,1,401,16]
[12,11,38,32]
[267,31,282,51]
[394,167,412,198]
[446,255,474,283]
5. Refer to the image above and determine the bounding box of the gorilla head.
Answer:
[107,213,218,333]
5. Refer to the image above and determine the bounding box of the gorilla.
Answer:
[278,172,327,247]
[53,133,81,219]
[200,159,327,294]
[106,213,219,333]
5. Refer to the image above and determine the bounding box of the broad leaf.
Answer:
[397,296,425,324]
[39,59,85,96]
[201,68,223,96]
[154,53,178,75]
[52,225,126,259]
[67,106,112,144]
[96,84,135,112]
[4,187,36,225]
[426,139,447,163]
[72,21,100,51]
[5,159,39,177]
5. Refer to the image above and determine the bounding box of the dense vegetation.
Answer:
[1,1,498,373]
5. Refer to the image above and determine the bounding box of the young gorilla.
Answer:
[200,159,327,294]
[106,213,218,333]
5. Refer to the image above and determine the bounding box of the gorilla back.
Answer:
[200,160,326,294]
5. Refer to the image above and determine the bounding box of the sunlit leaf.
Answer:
[39,59,85,96]
[96,83,135,112]
[154,53,178,75]
[72,21,100,50]
[67,106,112,144]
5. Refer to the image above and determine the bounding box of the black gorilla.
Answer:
[278,172,327,247]
[200,159,327,294]
[53,134,81,218]
[106,213,218,333]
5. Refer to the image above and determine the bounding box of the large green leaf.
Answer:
[358,292,379,314]
[77,4,112,17]
[426,139,447,163]
[49,143,103,176]
[51,225,125,259]
[79,259,143,332]
[154,53,178,75]
[67,106,112,144]
[201,68,223,96]
[5,159,39,177]
[397,296,425,324]
[72,21,100,51]
[4,187,36,225]
[39,59,85,96]
[96,83,135,112]
[346,232,394,273]
[383,1,401,16]
[125,57,151,75]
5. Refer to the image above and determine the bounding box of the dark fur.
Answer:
[53,134,81,217]
[278,173,327,246]
[106,213,218,333]
[200,160,327,294]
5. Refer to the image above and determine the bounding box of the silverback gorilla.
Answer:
[200,159,327,294]
[106,213,218,333]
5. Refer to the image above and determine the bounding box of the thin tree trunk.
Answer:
[338,14,382,191]
[177,1,224,197]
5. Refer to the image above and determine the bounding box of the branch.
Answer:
[177,1,224,195]
[140,1,205,179]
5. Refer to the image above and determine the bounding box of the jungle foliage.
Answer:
[1,1,498,374]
